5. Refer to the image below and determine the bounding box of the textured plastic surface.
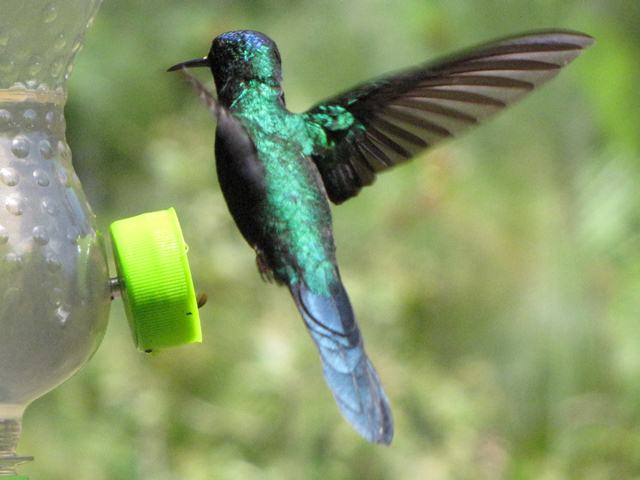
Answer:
[0,0,102,91]
[0,1,107,476]
[110,208,202,352]
[0,0,108,410]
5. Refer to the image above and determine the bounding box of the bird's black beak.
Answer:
[167,56,209,72]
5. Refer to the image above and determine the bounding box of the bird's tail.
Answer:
[289,278,394,444]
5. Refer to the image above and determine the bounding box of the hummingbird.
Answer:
[168,29,592,444]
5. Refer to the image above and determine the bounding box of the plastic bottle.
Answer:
[0,1,108,475]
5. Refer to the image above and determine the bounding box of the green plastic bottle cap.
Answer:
[110,208,202,352]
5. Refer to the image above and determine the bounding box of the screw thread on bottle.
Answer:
[0,417,31,476]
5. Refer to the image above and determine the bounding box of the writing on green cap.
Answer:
[110,208,202,352]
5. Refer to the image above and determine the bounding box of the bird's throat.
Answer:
[218,79,283,111]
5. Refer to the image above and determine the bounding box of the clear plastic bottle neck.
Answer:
[0,406,31,477]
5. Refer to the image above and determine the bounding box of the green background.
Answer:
[20,0,640,478]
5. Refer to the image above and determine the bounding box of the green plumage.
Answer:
[230,81,337,295]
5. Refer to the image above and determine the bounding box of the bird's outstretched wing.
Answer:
[304,30,593,204]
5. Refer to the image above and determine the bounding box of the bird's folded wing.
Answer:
[304,30,593,204]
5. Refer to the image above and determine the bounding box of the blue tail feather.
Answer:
[290,279,394,444]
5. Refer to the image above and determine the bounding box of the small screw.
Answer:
[109,277,123,300]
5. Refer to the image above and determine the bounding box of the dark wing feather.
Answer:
[305,30,593,204]
[178,68,235,124]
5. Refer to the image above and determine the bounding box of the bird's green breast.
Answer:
[231,83,337,295]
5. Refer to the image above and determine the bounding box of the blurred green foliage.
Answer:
[17,0,640,478]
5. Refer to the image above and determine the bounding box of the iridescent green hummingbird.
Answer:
[168,29,592,444]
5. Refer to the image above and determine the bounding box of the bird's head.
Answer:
[168,30,282,96]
